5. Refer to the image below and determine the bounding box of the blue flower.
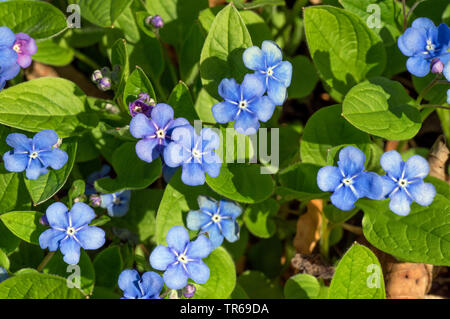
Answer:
[85,164,111,195]
[3,129,68,180]
[398,18,450,77]
[187,196,242,249]
[164,126,221,186]
[0,267,8,283]
[100,190,131,217]
[39,202,105,265]
[118,269,163,299]
[212,74,275,135]
[317,146,384,211]
[130,103,189,163]
[150,226,213,290]
[0,26,20,89]
[379,151,436,216]
[243,40,292,105]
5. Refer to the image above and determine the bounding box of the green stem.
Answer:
[73,49,101,70]
[37,252,55,272]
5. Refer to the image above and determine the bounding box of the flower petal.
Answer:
[317,166,342,192]
[166,226,190,253]
[241,73,265,101]
[218,78,240,102]
[181,162,206,186]
[404,155,429,180]
[135,138,160,163]
[186,234,212,259]
[39,148,68,170]
[262,40,282,66]
[163,263,188,290]
[129,113,155,139]
[407,180,436,207]
[406,56,430,77]
[151,103,174,128]
[186,210,212,231]
[330,186,358,211]
[248,96,275,122]
[33,129,58,150]
[5,133,31,152]
[337,146,366,177]
[39,229,66,251]
[69,202,95,228]
[76,226,105,250]
[60,237,81,265]
[219,200,242,218]
[2,151,28,173]
[150,245,176,271]
[267,77,287,105]
[186,260,210,285]
[45,202,69,229]
[234,111,259,135]
[389,188,412,216]
[243,45,265,71]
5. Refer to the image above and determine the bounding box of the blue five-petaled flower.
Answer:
[398,17,450,77]
[212,74,275,135]
[118,269,163,299]
[39,202,106,265]
[164,126,221,186]
[317,146,383,211]
[150,226,213,290]
[3,129,68,180]
[243,40,293,105]
[100,190,131,217]
[187,196,242,249]
[130,103,189,163]
[379,151,436,216]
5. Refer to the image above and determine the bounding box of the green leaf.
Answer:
[73,0,132,27]
[93,246,123,289]
[244,198,279,238]
[200,4,253,99]
[0,211,46,245]
[360,194,450,266]
[237,270,284,299]
[301,104,370,166]
[0,0,67,39]
[194,247,236,299]
[277,163,327,201]
[168,82,199,122]
[284,274,328,299]
[304,6,386,101]
[95,142,161,193]
[206,164,275,204]
[0,78,95,138]
[287,55,318,99]
[155,170,218,245]
[43,251,95,296]
[342,77,422,140]
[0,273,84,299]
[123,67,156,113]
[329,243,385,299]
[24,139,78,205]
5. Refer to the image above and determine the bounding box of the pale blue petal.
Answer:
[243,46,265,71]
[150,245,176,271]
[76,227,105,250]
[338,146,366,177]
[69,202,95,228]
[407,180,435,207]
[163,263,188,290]
[186,234,212,259]
[404,155,429,180]
[186,260,210,284]
[166,226,190,253]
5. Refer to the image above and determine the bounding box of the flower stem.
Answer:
[37,252,55,272]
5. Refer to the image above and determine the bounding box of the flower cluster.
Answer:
[317,146,436,216]
[39,202,105,265]
[0,26,36,90]
[130,103,221,186]
[212,40,292,135]
[3,129,68,180]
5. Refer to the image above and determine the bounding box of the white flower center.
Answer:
[177,254,188,264]
[212,214,221,223]
[66,227,76,236]
[156,129,165,139]
[29,151,38,159]
[398,178,408,188]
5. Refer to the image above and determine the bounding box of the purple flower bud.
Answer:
[13,33,37,69]
[98,77,111,91]
[183,284,196,298]
[40,214,49,226]
[90,194,102,207]
[431,58,444,74]
[91,70,103,82]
